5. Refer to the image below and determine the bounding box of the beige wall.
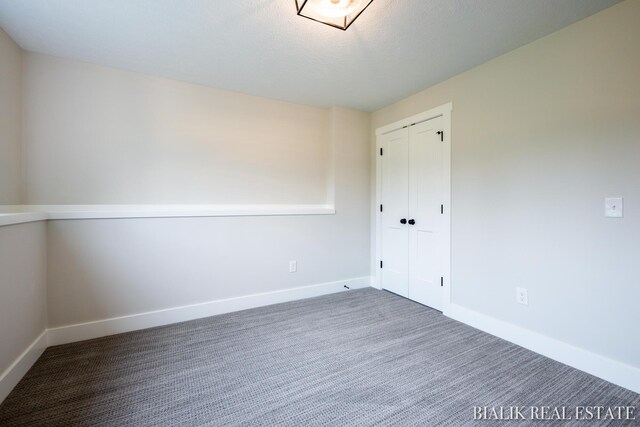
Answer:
[373,0,640,368]
[23,54,330,205]
[47,107,371,326]
[18,53,372,326]
[0,222,47,380]
[0,28,23,204]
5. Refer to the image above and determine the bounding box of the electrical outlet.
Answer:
[516,287,528,306]
[289,260,297,273]
[605,197,623,218]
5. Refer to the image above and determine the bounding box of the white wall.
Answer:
[46,107,370,327]
[0,28,22,204]
[372,0,640,368]
[23,54,330,205]
[0,221,47,382]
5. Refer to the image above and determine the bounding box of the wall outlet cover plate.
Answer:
[516,287,528,306]
[605,197,623,218]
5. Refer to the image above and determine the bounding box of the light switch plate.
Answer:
[605,197,623,218]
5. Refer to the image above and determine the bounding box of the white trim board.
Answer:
[447,303,640,394]
[47,276,372,346]
[0,204,335,226]
[0,331,48,403]
[36,204,335,219]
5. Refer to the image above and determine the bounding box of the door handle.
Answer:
[400,218,407,224]
[408,219,416,225]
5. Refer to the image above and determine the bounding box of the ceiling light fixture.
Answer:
[295,0,374,31]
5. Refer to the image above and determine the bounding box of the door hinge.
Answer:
[380,204,383,212]
[437,130,444,142]
[380,260,383,268]
[441,277,444,287]
[379,147,383,156]
[440,204,444,214]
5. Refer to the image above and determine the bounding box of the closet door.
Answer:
[408,117,444,310]
[380,127,409,297]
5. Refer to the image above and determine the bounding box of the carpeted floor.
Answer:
[0,288,638,426]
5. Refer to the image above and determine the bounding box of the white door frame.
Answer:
[374,102,452,315]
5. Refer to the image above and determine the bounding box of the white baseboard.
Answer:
[0,331,48,403]
[447,303,640,394]
[48,277,372,346]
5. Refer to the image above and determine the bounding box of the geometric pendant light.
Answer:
[295,0,375,31]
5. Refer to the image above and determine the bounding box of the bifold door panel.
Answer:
[408,118,443,310]
[380,128,409,298]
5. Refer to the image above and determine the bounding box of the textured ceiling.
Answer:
[0,0,622,111]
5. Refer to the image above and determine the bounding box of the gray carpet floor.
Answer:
[0,288,638,426]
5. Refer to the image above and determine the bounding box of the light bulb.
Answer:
[314,0,365,18]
